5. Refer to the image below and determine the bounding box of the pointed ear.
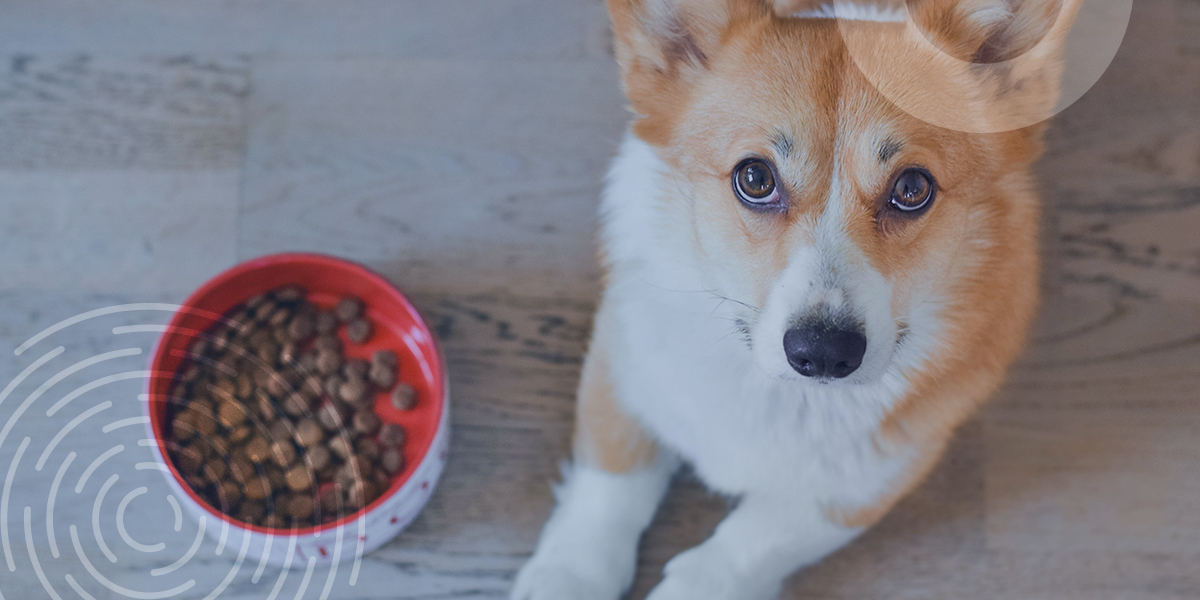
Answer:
[607,0,765,143]
[909,0,1080,64]
[608,0,728,74]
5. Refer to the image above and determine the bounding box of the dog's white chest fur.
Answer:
[598,134,911,498]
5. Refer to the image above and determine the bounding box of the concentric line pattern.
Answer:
[1,304,374,600]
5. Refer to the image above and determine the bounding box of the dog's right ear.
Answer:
[608,0,764,145]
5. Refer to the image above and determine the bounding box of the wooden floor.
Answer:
[1,1,1198,598]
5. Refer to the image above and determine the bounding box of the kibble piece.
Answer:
[299,375,323,398]
[346,318,373,344]
[328,436,355,461]
[316,350,342,376]
[269,421,291,445]
[337,455,373,484]
[282,392,311,418]
[184,474,208,492]
[371,349,397,369]
[238,502,265,525]
[368,361,395,389]
[335,297,362,322]
[352,410,380,436]
[338,378,369,406]
[217,481,243,508]
[211,327,231,351]
[279,342,299,365]
[357,438,381,461]
[378,423,406,448]
[295,419,324,447]
[254,304,278,327]
[203,458,229,484]
[380,447,403,475]
[288,312,315,342]
[180,364,201,383]
[285,465,314,492]
[274,286,305,303]
[285,494,316,520]
[244,437,271,463]
[268,306,292,328]
[306,445,332,472]
[172,411,199,441]
[204,435,233,459]
[174,445,204,473]
[249,327,272,348]
[265,466,287,489]
[316,311,338,336]
[373,468,392,492]
[217,401,247,429]
[213,377,237,401]
[255,391,277,421]
[269,441,297,468]
[271,326,291,345]
[323,375,343,401]
[342,359,369,380]
[346,479,377,510]
[190,338,211,357]
[236,373,255,399]
[265,373,289,397]
[262,514,285,529]
[317,402,346,431]
[192,407,219,436]
[216,353,240,377]
[260,340,283,364]
[229,305,253,324]
[298,350,319,373]
[390,383,417,411]
[245,293,268,311]
[229,457,256,485]
[228,425,252,444]
[319,486,342,512]
[314,335,341,354]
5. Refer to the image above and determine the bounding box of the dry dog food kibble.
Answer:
[165,286,415,529]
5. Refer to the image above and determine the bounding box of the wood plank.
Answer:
[0,56,248,169]
[238,58,627,297]
[0,1,611,60]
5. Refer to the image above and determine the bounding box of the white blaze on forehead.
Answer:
[789,2,907,22]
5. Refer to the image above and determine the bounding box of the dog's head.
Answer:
[609,0,1077,386]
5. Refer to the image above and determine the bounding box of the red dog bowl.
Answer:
[144,253,449,565]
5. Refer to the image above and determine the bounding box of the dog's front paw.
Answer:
[511,560,625,600]
[646,545,781,600]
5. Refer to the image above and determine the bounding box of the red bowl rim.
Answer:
[144,252,447,536]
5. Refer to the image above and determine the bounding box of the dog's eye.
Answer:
[889,168,935,212]
[733,159,779,206]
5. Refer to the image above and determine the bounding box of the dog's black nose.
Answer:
[783,322,867,379]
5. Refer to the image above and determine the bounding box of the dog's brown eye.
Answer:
[733,159,779,206]
[889,168,935,212]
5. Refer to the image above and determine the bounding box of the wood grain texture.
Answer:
[0,0,1197,596]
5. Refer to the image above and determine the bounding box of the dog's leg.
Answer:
[645,445,942,600]
[643,493,860,600]
[512,303,676,600]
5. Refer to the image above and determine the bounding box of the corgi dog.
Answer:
[514,0,1080,598]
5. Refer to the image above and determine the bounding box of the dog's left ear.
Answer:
[909,0,1080,64]
[608,0,766,144]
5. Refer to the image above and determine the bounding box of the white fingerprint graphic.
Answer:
[812,0,1132,133]
[1,303,383,600]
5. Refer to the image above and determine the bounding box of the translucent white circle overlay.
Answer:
[828,0,1132,133]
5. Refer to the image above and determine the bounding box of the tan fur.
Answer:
[574,301,660,473]
[599,0,1072,526]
